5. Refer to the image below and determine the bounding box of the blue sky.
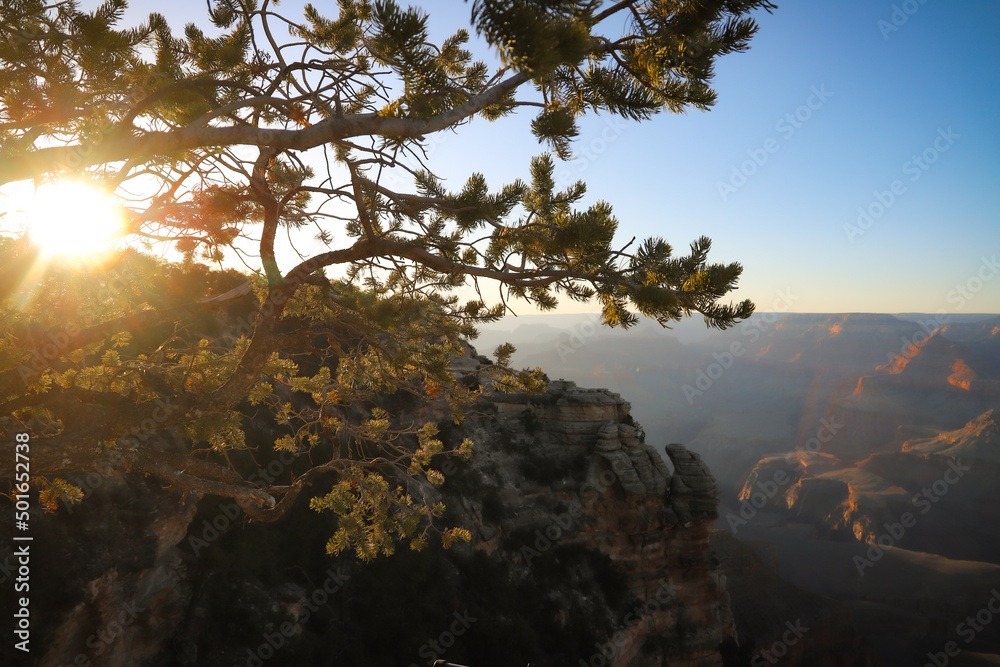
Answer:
[122,1,1000,314]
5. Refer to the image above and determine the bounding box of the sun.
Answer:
[22,180,125,259]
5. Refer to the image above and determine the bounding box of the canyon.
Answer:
[0,353,767,666]
[3,312,998,665]
[487,312,1000,666]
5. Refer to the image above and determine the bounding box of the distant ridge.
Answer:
[902,409,1000,462]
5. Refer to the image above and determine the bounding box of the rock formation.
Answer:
[0,371,740,666]
[486,379,734,666]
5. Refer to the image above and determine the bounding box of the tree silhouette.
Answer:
[0,0,768,557]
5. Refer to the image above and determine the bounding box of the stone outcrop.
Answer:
[6,477,202,667]
[492,378,632,443]
[484,379,734,666]
[1,370,737,666]
[902,408,1000,462]
[666,443,721,527]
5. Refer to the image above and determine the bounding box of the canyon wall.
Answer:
[485,379,735,666]
[1,376,740,666]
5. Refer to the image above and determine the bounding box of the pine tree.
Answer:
[0,0,770,557]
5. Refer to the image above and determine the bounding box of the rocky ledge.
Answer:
[1,377,737,667]
[480,379,734,666]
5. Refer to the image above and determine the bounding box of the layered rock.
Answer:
[831,332,1000,460]
[734,444,1000,565]
[484,380,734,666]
[901,409,1000,462]
[1,372,737,666]
[492,378,632,445]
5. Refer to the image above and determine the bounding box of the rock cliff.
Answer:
[483,379,734,666]
[0,375,738,666]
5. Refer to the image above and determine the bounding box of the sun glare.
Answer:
[22,181,125,259]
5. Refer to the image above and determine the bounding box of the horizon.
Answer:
[476,310,999,328]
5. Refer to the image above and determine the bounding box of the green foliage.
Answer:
[37,476,85,512]
[0,0,768,560]
[471,0,597,74]
[472,0,776,155]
